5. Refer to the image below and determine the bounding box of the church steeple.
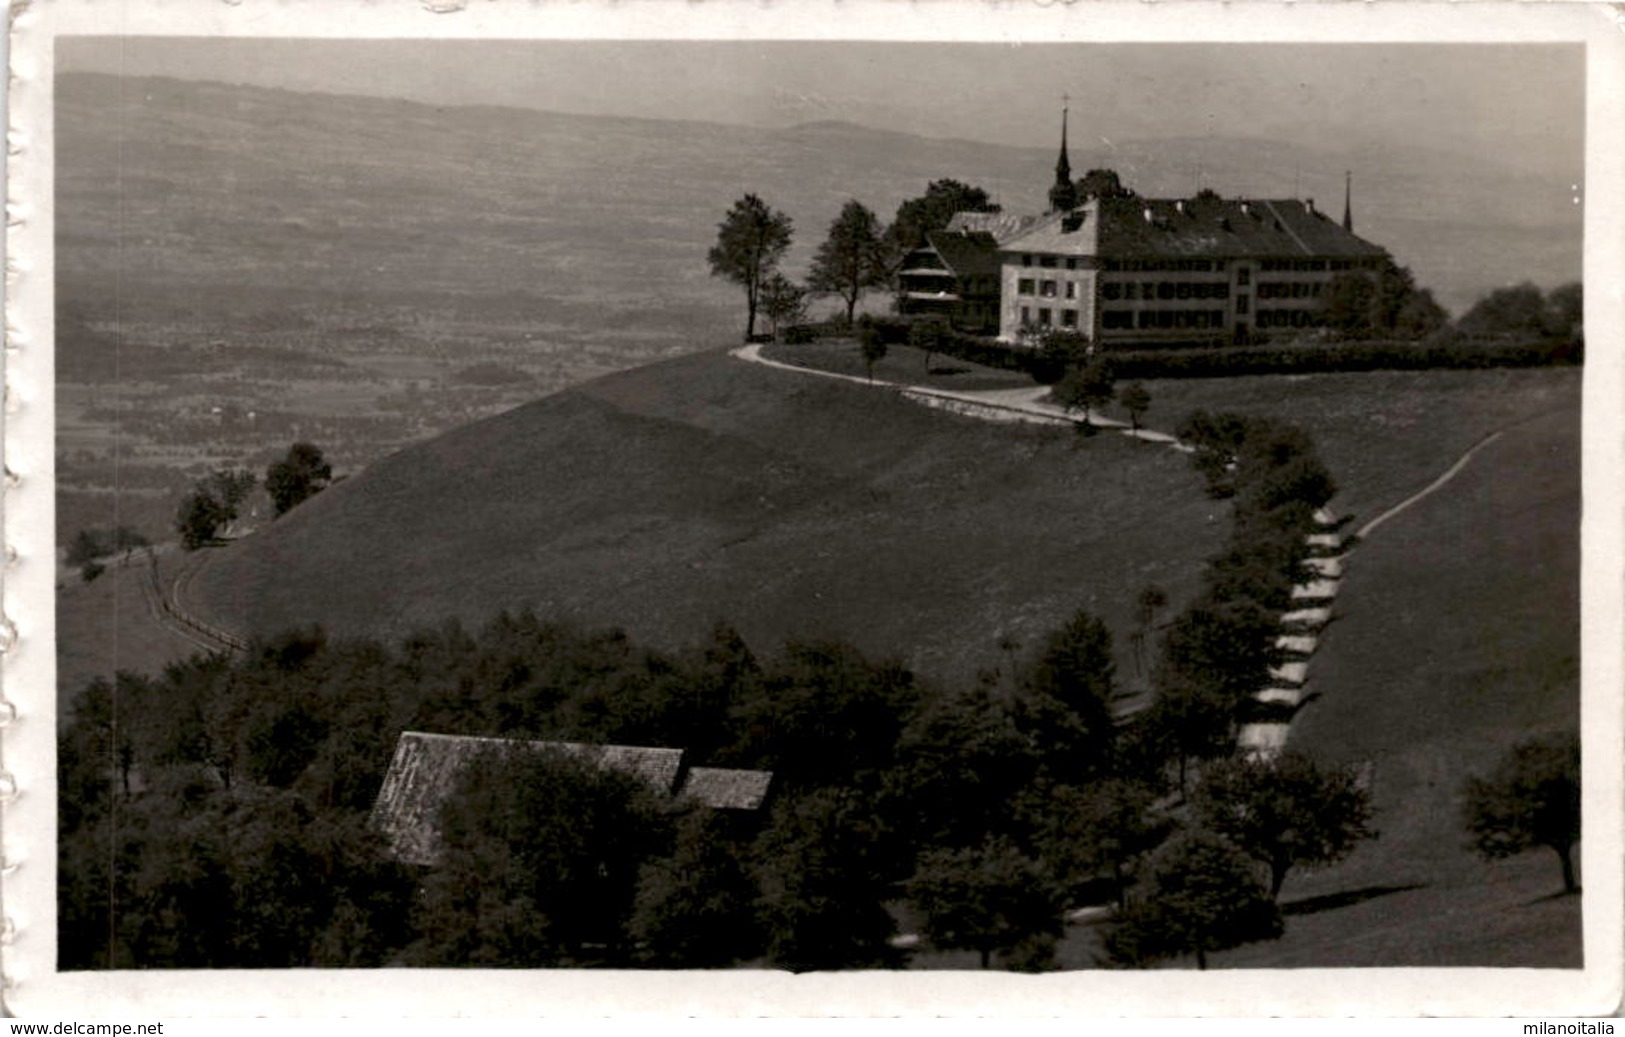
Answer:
[1049,98,1078,213]
[1342,170,1354,232]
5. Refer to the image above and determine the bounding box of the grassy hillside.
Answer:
[185,348,1226,690]
[1212,405,1581,967]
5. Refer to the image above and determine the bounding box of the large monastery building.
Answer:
[899,106,1391,348]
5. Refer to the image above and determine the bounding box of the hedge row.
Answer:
[1088,337,1582,380]
[786,316,1583,379]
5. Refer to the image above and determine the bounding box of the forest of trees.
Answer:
[62,411,1388,972]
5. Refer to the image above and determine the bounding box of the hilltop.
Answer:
[183,347,1226,689]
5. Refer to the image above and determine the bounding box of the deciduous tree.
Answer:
[708,193,794,342]
[1462,732,1581,894]
[631,808,763,967]
[1105,829,1283,970]
[265,442,333,517]
[809,200,889,326]
[175,468,255,549]
[753,786,900,971]
[406,746,675,966]
[758,273,809,342]
[1074,168,1135,202]
[858,318,888,383]
[1191,751,1376,898]
[907,837,1064,970]
[1053,356,1116,427]
[909,317,947,372]
[1018,608,1117,781]
[1457,281,1548,339]
[886,179,999,254]
[1120,381,1152,434]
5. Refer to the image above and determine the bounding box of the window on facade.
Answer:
[1022,254,1033,267]
[1039,308,1053,326]
[1102,282,1121,301]
[1158,282,1176,300]
[1018,279,1035,295]
[1237,295,1250,315]
[1066,258,1078,270]
[1041,280,1057,297]
[1021,306,1031,325]
[1237,267,1251,286]
[1103,310,1133,330]
[1062,309,1078,328]
[1065,282,1077,300]
[1040,256,1057,268]
[1138,311,1154,329]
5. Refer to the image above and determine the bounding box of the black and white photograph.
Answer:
[6,0,1623,1018]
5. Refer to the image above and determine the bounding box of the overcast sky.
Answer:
[59,37,1583,179]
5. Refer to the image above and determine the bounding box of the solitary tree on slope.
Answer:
[808,200,890,327]
[1190,750,1377,899]
[265,442,333,517]
[1462,732,1581,894]
[1120,381,1152,435]
[708,193,794,342]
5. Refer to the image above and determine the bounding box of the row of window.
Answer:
[1256,308,1322,328]
[1102,280,1231,302]
[1101,308,1228,331]
[1016,278,1081,300]
[1256,281,1324,300]
[1259,259,1331,273]
[1103,258,1222,272]
[1019,254,1082,270]
[900,274,998,293]
[1018,306,1081,329]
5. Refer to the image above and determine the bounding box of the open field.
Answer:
[1132,366,1579,520]
[180,347,1225,696]
[1209,405,1581,967]
[762,338,1033,392]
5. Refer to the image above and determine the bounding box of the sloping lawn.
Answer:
[762,337,1034,392]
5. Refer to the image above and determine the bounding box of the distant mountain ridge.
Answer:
[58,72,1578,320]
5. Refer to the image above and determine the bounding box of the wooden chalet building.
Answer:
[895,228,1003,333]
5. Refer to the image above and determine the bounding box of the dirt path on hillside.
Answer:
[732,342,1182,444]
[137,547,249,656]
[1354,430,1506,540]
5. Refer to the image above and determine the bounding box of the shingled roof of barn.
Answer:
[370,731,685,866]
[677,766,775,810]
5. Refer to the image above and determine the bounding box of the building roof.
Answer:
[996,209,1094,257]
[678,767,775,810]
[1092,196,1388,261]
[921,229,1001,278]
[370,731,685,866]
[945,210,1046,244]
[994,196,1389,262]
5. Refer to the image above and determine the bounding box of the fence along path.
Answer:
[138,547,249,655]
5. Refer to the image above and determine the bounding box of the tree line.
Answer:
[172,441,333,550]
[708,180,999,341]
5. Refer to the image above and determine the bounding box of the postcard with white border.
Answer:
[5,0,1623,1019]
